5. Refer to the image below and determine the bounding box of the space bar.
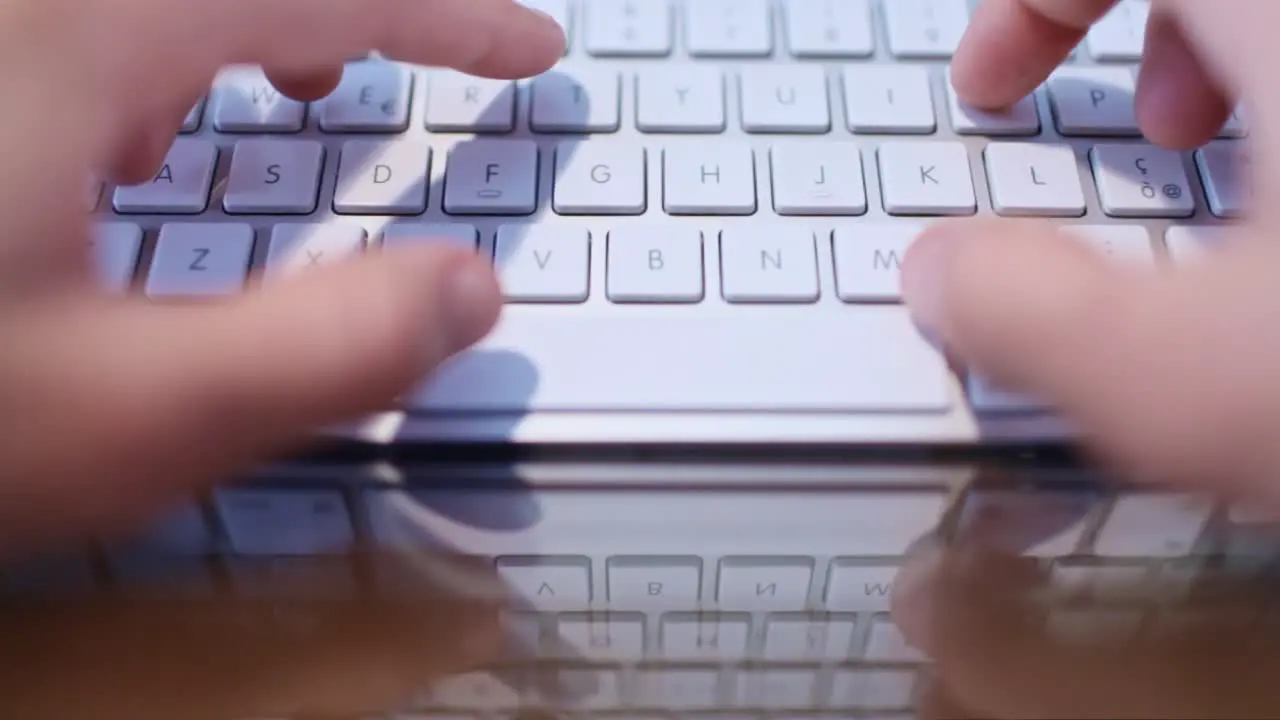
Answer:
[409,308,952,412]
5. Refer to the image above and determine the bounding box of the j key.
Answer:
[784,0,874,58]
[770,142,866,215]
[319,61,412,133]
[636,66,726,133]
[685,0,773,57]
[585,0,673,57]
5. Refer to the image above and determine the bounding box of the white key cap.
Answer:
[214,490,355,556]
[91,222,143,293]
[607,557,702,609]
[554,143,646,214]
[784,0,874,58]
[443,140,539,215]
[636,66,726,133]
[1221,107,1249,138]
[520,0,571,52]
[718,558,813,611]
[764,615,858,659]
[265,223,366,279]
[830,669,918,709]
[685,0,772,57]
[1165,225,1233,264]
[1049,67,1140,136]
[333,140,430,215]
[223,139,325,214]
[1091,144,1194,218]
[1196,140,1247,218]
[947,83,1040,136]
[112,139,217,214]
[826,563,898,611]
[720,227,819,303]
[381,222,479,252]
[1093,494,1214,558]
[832,223,921,303]
[843,66,935,134]
[1071,224,1156,265]
[635,670,719,709]
[145,223,255,298]
[1086,0,1150,62]
[884,0,969,58]
[771,142,866,215]
[661,615,750,659]
[557,615,646,661]
[180,99,204,133]
[412,310,951,412]
[985,143,1086,217]
[865,618,926,662]
[585,0,673,57]
[955,490,1097,558]
[531,69,620,132]
[740,66,831,133]
[495,556,591,610]
[494,225,590,302]
[606,226,704,303]
[967,374,1045,414]
[213,66,306,133]
[879,141,976,216]
[663,144,756,215]
[319,62,412,132]
[424,72,517,133]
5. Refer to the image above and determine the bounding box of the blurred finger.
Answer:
[264,64,345,103]
[1135,7,1233,149]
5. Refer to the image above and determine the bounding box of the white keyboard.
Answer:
[86,0,1241,446]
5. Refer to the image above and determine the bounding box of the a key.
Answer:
[553,143,646,215]
[636,66,726,133]
[333,139,431,215]
[984,143,1086,217]
[947,83,1040,136]
[213,66,307,133]
[145,223,255,298]
[319,61,412,133]
[663,144,756,215]
[585,0,673,57]
[879,141,976,216]
[1196,140,1246,218]
[720,227,819,303]
[494,225,590,303]
[91,222,143,293]
[784,0,874,58]
[380,223,479,252]
[1091,144,1194,218]
[223,139,325,214]
[770,142,866,215]
[531,69,621,133]
[884,0,969,58]
[180,98,205,134]
[113,139,218,214]
[424,71,517,133]
[1086,1,1150,62]
[1049,67,1140,137]
[264,223,367,279]
[442,139,539,215]
[685,0,773,57]
[739,66,831,134]
[606,225,704,303]
[843,66,935,134]
[832,223,922,303]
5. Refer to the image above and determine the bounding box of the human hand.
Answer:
[901,1,1280,501]
[0,0,563,560]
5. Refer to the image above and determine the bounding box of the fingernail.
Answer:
[437,256,502,355]
[902,229,957,334]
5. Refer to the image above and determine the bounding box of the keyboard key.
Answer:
[954,490,1097,557]
[740,66,831,133]
[264,222,366,279]
[332,139,430,215]
[1091,144,1195,218]
[180,98,205,134]
[1221,106,1249,138]
[718,557,813,611]
[145,223,254,298]
[318,61,412,132]
[967,374,1045,414]
[662,144,756,214]
[830,669,918,709]
[884,0,969,58]
[381,222,479,252]
[585,0,673,57]
[1086,0,1150,62]
[428,671,521,710]
[112,138,217,214]
[607,556,702,609]
[531,68,621,133]
[826,562,897,611]
[985,142,1086,217]
[764,614,858,659]
[720,227,819,303]
[771,142,866,215]
[212,66,306,133]
[843,66,935,134]
[223,139,325,214]
[424,71,517,133]
[1093,494,1214,558]
[556,614,646,661]
[635,669,719,709]
[947,83,1040,136]
[739,670,822,708]
[661,614,750,659]
[636,65,726,133]
[90,222,143,293]
[443,139,539,215]
[1165,225,1232,264]
[1196,140,1247,218]
[606,225,704,303]
[832,223,921,303]
[1072,224,1156,265]
[864,617,926,662]
[685,0,773,57]
[214,489,354,556]
[495,556,591,610]
[1049,67,1140,136]
[879,141,976,216]
[494,224,590,302]
[520,0,572,53]
[553,143,646,215]
[784,0,874,58]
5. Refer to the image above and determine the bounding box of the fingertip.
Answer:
[464,2,567,78]
[381,243,503,363]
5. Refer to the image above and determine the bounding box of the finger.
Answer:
[1135,7,1233,150]
[263,65,345,103]
[950,0,1118,109]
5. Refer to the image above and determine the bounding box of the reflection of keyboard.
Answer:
[85,0,1242,446]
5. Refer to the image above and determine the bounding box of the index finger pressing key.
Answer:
[950,0,1119,109]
